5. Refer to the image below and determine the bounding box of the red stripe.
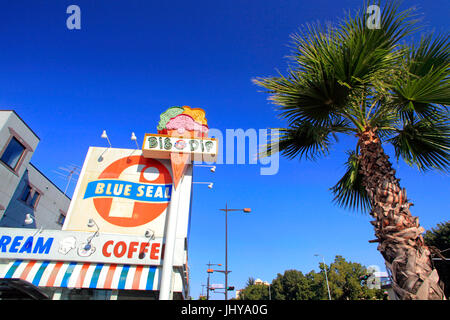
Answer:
[103,264,117,289]
[46,262,64,287]
[20,261,36,281]
[132,265,144,290]
[75,263,91,288]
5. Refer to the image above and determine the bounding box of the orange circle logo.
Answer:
[84,156,173,227]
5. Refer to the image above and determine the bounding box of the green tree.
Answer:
[238,283,270,300]
[271,270,315,300]
[322,256,384,300]
[254,1,449,299]
[423,221,450,298]
[239,256,385,300]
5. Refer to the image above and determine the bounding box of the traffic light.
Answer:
[207,269,214,273]
[359,274,370,285]
[227,286,235,291]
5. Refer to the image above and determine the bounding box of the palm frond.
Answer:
[254,1,420,131]
[253,71,349,127]
[388,116,450,172]
[330,150,371,212]
[390,33,450,122]
[335,0,418,87]
[259,119,352,161]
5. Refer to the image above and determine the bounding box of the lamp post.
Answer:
[219,203,251,300]
[314,254,331,300]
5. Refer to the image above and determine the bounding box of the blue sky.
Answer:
[0,0,448,299]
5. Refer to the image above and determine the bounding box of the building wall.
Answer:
[0,110,70,230]
[0,111,39,217]
[0,164,70,230]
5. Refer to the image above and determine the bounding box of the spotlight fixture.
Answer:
[194,164,216,173]
[193,182,214,189]
[145,229,155,240]
[101,130,112,148]
[24,214,43,236]
[85,218,100,250]
[131,132,139,149]
[24,213,35,225]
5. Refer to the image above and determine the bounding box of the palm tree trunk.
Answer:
[357,129,446,300]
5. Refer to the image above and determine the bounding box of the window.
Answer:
[1,137,26,170]
[29,191,40,208]
[57,213,66,225]
[21,185,41,209]
[21,185,32,202]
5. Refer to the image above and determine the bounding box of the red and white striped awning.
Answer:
[0,260,159,291]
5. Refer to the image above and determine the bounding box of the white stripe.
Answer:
[124,265,136,290]
[68,263,83,288]
[39,261,56,286]
[152,267,160,291]
[12,260,28,278]
[139,266,149,290]
[83,264,97,288]
[24,261,41,283]
[0,261,13,278]
[54,262,70,287]
[111,265,122,289]
[97,264,109,289]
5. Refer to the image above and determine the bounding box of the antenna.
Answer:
[52,164,81,195]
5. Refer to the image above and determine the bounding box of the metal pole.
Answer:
[207,270,211,300]
[225,202,228,300]
[322,256,331,300]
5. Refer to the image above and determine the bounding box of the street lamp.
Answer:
[219,203,251,300]
[314,254,331,300]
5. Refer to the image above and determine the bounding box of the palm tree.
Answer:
[254,1,449,300]
[246,277,256,286]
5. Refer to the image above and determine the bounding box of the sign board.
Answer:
[0,227,185,266]
[63,147,193,239]
[142,133,218,162]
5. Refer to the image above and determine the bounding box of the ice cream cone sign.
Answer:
[170,152,190,189]
[142,106,218,189]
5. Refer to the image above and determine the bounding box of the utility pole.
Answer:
[206,262,221,300]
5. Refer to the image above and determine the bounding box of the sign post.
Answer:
[158,172,183,300]
[141,106,217,300]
